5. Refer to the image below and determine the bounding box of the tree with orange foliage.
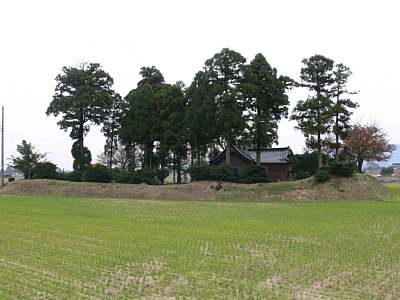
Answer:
[346,122,396,172]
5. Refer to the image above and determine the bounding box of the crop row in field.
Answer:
[1,187,400,298]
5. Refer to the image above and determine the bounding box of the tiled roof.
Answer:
[210,145,293,165]
[242,147,293,164]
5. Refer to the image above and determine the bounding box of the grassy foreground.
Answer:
[1,187,400,298]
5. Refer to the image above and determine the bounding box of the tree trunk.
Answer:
[190,145,194,167]
[357,159,363,173]
[172,152,176,184]
[335,91,340,162]
[145,140,153,171]
[109,130,114,169]
[177,156,182,184]
[256,139,261,166]
[226,136,231,165]
[78,119,85,157]
[197,147,201,166]
[317,131,323,168]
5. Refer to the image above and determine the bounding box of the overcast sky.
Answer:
[1,0,399,170]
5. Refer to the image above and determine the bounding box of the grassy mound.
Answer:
[0,173,388,201]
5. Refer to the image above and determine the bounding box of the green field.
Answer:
[1,186,400,299]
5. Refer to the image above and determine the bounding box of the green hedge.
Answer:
[82,165,112,183]
[188,164,268,184]
[314,167,331,183]
[329,161,356,177]
[115,169,160,185]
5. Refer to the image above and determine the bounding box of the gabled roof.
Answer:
[392,163,400,169]
[340,146,356,158]
[209,145,293,165]
[243,147,293,164]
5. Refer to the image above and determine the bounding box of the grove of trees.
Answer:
[39,49,395,184]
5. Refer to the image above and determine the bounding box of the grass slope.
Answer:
[0,173,388,201]
[1,186,400,298]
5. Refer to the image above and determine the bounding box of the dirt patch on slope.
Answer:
[0,173,389,201]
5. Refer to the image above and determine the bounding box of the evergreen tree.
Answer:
[331,63,359,160]
[186,71,218,165]
[159,82,188,183]
[119,66,164,170]
[71,140,92,171]
[291,55,334,168]
[101,92,126,168]
[242,53,290,165]
[120,84,159,170]
[203,48,247,164]
[46,62,114,166]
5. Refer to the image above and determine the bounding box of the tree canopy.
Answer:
[291,54,334,168]
[242,53,290,165]
[46,62,114,169]
[44,49,381,183]
[12,140,46,179]
[346,122,396,172]
[203,48,247,164]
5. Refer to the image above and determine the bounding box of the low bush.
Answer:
[329,161,356,177]
[209,164,237,181]
[135,169,160,185]
[187,164,211,181]
[82,165,112,183]
[314,167,331,183]
[188,164,268,183]
[238,165,268,183]
[115,169,160,185]
[32,162,58,179]
[63,170,83,182]
[115,171,136,184]
[292,170,311,181]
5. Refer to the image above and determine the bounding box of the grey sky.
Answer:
[1,0,398,170]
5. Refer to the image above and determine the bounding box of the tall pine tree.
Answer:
[331,63,359,160]
[291,55,334,168]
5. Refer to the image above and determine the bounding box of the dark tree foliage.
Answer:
[46,62,114,163]
[203,48,247,164]
[238,165,268,183]
[291,55,334,168]
[381,166,393,176]
[158,82,188,183]
[101,92,126,169]
[188,164,268,183]
[120,84,160,170]
[328,161,356,177]
[137,66,165,87]
[186,71,218,165]
[242,53,290,165]
[82,164,112,183]
[71,140,92,171]
[289,152,323,180]
[32,162,58,179]
[314,167,331,183]
[331,63,359,160]
[120,66,168,171]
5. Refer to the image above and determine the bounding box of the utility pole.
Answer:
[1,106,4,188]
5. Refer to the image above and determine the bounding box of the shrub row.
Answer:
[314,161,356,183]
[188,164,268,184]
[31,163,168,185]
[115,169,167,185]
